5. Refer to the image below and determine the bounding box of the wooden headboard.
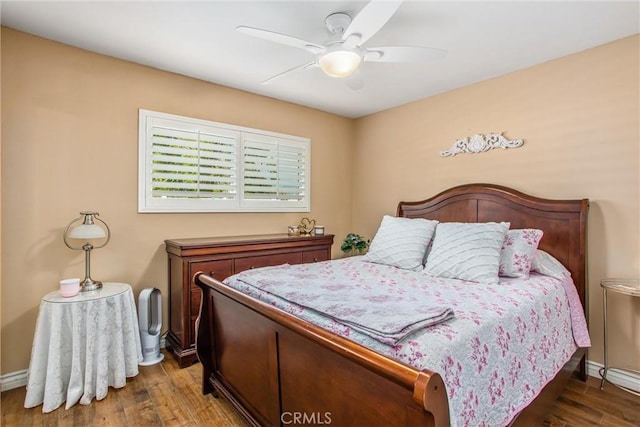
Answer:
[397,183,589,307]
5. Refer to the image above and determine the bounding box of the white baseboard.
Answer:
[0,369,28,392]
[586,360,640,392]
[1,336,168,392]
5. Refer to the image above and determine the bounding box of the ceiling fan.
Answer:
[236,0,447,87]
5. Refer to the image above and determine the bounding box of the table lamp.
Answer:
[63,211,110,291]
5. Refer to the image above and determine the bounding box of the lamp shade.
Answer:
[68,224,106,239]
[318,46,362,78]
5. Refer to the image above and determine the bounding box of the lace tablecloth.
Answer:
[24,283,143,413]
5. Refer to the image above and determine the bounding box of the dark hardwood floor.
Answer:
[2,350,638,426]
[542,373,639,427]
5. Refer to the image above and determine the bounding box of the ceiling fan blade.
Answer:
[364,46,448,63]
[343,0,403,46]
[237,26,325,55]
[261,61,317,85]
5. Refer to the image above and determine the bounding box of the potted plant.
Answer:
[341,233,369,256]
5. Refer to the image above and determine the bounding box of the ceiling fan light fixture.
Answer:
[318,46,362,78]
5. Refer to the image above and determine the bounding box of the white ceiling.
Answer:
[2,1,638,118]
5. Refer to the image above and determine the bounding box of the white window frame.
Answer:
[138,109,310,213]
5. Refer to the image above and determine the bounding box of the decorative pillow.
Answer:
[498,229,543,278]
[363,216,438,271]
[424,222,510,285]
[530,250,571,280]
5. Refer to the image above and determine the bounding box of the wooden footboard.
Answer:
[194,272,450,427]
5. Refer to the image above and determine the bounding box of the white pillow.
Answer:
[363,216,438,271]
[530,250,571,280]
[424,222,510,285]
[499,229,543,278]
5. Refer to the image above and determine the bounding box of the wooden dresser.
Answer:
[164,233,335,367]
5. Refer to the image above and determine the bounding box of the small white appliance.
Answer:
[138,287,164,366]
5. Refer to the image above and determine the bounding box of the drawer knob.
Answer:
[313,257,319,262]
[209,271,215,277]
[250,266,255,269]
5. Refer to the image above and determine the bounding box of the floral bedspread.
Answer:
[224,257,590,427]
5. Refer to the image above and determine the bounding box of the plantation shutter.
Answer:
[150,122,238,200]
[242,134,308,205]
[139,109,310,212]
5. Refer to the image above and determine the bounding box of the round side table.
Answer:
[25,283,143,412]
[599,278,640,396]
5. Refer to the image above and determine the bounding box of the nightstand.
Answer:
[599,278,640,396]
[24,283,143,412]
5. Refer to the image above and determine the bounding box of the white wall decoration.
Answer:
[440,133,524,157]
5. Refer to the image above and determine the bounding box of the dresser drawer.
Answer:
[189,259,233,289]
[234,252,302,273]
[302,249,330,263]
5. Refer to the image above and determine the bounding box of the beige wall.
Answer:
[2,27,638,376]
[353,35,640,371]
[0,28,354,374]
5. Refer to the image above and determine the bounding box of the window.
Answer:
[138,110,310,213]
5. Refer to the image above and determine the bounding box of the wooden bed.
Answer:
[194,183,589,427]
